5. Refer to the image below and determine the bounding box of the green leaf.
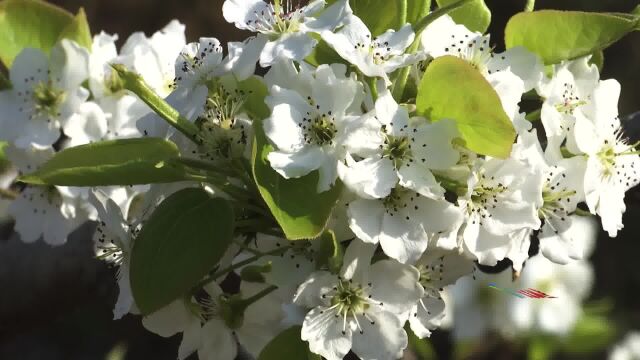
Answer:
[435,0,491,33]
[244,73,342,240]
[589,50,604,72]
[57,7,92,50]
[0,0,91,67]
[252,119,343,240]
[416,56,516,158]
[528,336,557,360]
[258,326,320,360]
[19,138,191,186]
[561,313,616,354]
[0,141,9,173]
[407,0,432,25]
[351,0,400,36]
[505,10,638,65]
[305,38,344,67]
[234,75,271,120]
[314,229,343,273]
[408,327,437,359]
[130,188,235,315]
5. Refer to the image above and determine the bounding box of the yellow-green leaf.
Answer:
[435,0,491,33]
[416,56,516,158]
[0,0,92,67]
[505,10,637,65]
[57,7,92,50]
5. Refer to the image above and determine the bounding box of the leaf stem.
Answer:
[176,157,237,177]
[525,0,535,12]
[435,174,467,196]
[0,71,11,90]
[0,188,18,200]
[111,64,200,143]
[365,76,379,101]
[391,41,420,101]
[525,108,541,122]
[399,0,408,29]
[194,245,291,290]
[575,208,592,217]
[242,285,278,306]
[391,0,473,101]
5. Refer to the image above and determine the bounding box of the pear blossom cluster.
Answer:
[0,1,638,360]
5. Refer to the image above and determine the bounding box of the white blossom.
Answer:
[223,0,351,66]
[572,79,640,237]
[421,15,542,91]
[294,240,423,360]
[263,63,363,192]
[0,40,89,149]
[322,15,420,85]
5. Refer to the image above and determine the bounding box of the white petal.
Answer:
[263,98,309,152]
[267,147,325,179]
[14,118,61,150]
[375,88,409,131]
[487,70,525,121]
[10,48,49,93]
[199,319,238,360]
[63,102,108,146]
[312,64,359,116]
[293,271,339,308]
[222,0,268,31]
[409,296,446,338]
[225,35,267,80]
[301,307,353,360]
[350,309,408,360]
[379,211,429,264]
[368,260,423,315]
[316,152,340,192]
[338,155,397,199]
[411,120,460,170]
[487,46,543,91]
[464,226,512,266]
[340,238,376,283]
[142,300,193,337]
[348,198,385,244]
[340,112,385,158]
[304,0,352,31]
[260,33,317,66]
[113,265,134,319]
[50,39,90,90]
[178,321,202,360]
[376,24,415,54]
[398,164,445,200]
[420,15,473,58]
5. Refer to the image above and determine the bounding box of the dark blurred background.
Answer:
[1,1,639,359]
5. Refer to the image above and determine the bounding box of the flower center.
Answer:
[417,264,433,288]
[33,82,65,117]
[330,281,369,315]
[598,142,619,177]
[382,132,412,169]
[554,83,586,115]
[466,174,507,222]
[381,186,424,221]
[195,86,248,160]
[247,1,304,37]
[300,110,337,146]
[95,221,126,265]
